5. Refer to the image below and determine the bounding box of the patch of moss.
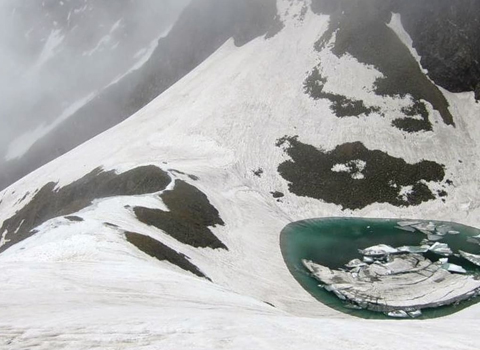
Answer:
[277,136,445,210]
[125,231,209,280]
[0,165,170,254]
[134,180,226,250]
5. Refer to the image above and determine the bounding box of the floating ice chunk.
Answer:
[395,225,416,232]
[467,237,480,245]
[448,230,460,235]
[345,259,367,268]
[396,245,430,254]
[360,244,398,256]
[442,263,467,274]
[387,310,409,318]
[459,250,480,267]
[429,242,452,256]
[408,310,422,318]
[397,221,421,227]
[363,256,374,263]
[413,222,435,233]
[427,234,444,241]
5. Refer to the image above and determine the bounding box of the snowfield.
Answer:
[1,1,480,348]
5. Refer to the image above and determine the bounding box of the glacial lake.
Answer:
[280,218,480,319]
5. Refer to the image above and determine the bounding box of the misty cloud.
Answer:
[0,0,189,161]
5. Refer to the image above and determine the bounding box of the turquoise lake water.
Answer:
[280,218,480,319]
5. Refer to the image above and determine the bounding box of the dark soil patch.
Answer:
[310,0,454,126]
[277,136,445,210]
[271,191,285,199]
[392,100,432,132]
[0,165,170,254]
[125,231,209,280]
[134,180,227,250]
[304,67,381,117]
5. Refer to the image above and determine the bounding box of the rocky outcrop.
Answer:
[311,0,480,97]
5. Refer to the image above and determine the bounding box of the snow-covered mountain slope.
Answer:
[1,0,480,348]
[0,0,189,189]
[0,0,280,192]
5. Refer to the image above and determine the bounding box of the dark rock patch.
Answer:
[277,136,445,210]
[134,180,226,250]
[393,0,480,97]
[304,67,381,117]
[271,191,285,199]
[311,0,340,15]
[125,231,209,280]
[169,169,199,181]
[312,0,480,100]
[17,192,30,205]
[392,100,432,133]
[0,165,170,254]
[65,216,84,222]
[310,0,454,126]
[253,168,264,177]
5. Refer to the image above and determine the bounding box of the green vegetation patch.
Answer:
[134,180,227,250]
[0,166,170,254]
[277,136,446,210]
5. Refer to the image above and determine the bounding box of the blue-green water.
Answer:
[280,218,480,319]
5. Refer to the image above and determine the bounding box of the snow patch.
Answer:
[331,160,366,180]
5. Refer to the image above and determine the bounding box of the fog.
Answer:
[0,0,189,162]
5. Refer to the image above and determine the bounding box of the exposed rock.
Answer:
[134,180,227,250]
[125,231,209,279]
[270,191,284,199]
[309,0,454,126]
[394,0,480,96]
[0,166,170,254]
[460,251,480,267]
[311,0,480,98]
